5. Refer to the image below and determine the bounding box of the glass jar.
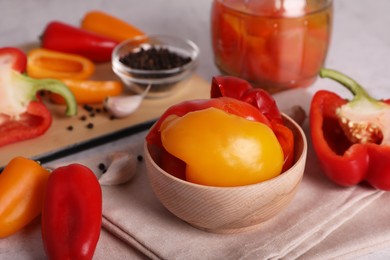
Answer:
[211,0,333,93]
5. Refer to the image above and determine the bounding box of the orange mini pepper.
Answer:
[27,48,95,80]
[50,79,123,104]
[81,10,144,42]
[0,157,50,238]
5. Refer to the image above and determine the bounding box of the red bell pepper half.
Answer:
[310,68,390,190]
[0,47,77,147]
[41,21,119,62]
[42,164,102,260]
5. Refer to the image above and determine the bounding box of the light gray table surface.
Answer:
[1,0,390,259]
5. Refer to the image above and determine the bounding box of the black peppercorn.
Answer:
[98,163,107,173]
[119,47,191,71]
[83,104,94,112]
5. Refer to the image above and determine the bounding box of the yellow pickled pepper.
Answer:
[160,107,284,187]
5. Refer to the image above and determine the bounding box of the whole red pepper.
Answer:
[310,68,390,190]
[0,47,77,147]
[41,164,102,260]
[41,21,119,62]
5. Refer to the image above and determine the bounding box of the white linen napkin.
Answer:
[0,217,146,260]
[44,124,387,260]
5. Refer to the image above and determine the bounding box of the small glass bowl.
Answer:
[112,35,200,98]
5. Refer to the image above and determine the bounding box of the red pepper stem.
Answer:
[319,68,376,103]
[17,73,77,116]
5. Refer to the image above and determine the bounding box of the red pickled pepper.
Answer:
[146,76,295,177]
[211,0,332,89]
[211,75,283,124]
[211,76,294,171]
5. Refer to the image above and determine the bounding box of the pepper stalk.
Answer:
[0,62,77,119]
[319,68,390,145]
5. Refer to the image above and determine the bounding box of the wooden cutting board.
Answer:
[0,70,210,168]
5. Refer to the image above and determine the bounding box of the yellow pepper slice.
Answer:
[0,157,50,238]
[160,107,284,187]
[27,48,95,80]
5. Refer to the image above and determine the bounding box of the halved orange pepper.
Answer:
[81,10,145,42]
[27,48,95,80]
[0,157,50,238]
[50,79,123,104]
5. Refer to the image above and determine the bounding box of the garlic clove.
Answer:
[104,95,143,118]
[98,151,138,186]
[103,84,151,118]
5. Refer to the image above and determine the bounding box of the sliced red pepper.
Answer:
[0,47,27,72]
[41,21,119,62]
[159,147,186,180]
[310,68,390,190]
[0,47,77,147]
[272,122,295,172]
[0,101,52,147]
[210,75,251,100]
[42,163,102,260]
[211,76,283,124]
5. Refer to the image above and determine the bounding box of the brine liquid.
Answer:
[211,0,333,92]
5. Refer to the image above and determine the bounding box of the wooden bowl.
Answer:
[144,114,307,233]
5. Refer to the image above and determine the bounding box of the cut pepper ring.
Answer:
[27,48,95,80]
